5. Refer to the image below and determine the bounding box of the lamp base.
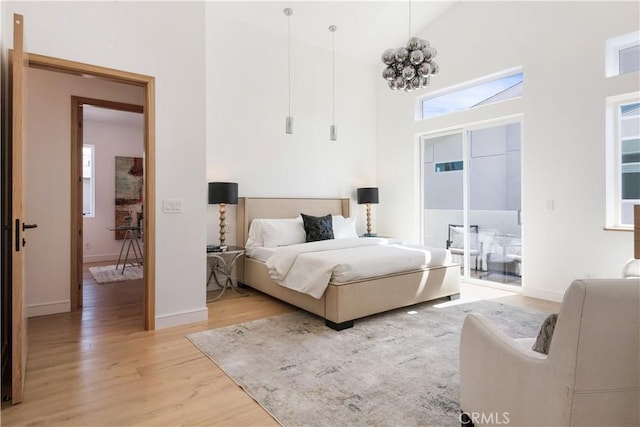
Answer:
[363,233,378,237]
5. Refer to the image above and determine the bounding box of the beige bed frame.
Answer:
[236,197,461,330]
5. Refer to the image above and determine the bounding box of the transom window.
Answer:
[606,31,640,77]
[420,70,523,120]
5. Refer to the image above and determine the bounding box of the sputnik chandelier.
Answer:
[381,1,439,92]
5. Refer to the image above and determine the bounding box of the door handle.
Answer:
[16,222,37,251]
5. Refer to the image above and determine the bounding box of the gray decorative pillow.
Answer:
[301,213,334,242]
[532,313,558,354]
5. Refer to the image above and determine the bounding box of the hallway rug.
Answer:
[187,299,546,427]
[89,265,143,284]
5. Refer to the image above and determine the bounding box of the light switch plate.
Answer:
[163,199,183,213]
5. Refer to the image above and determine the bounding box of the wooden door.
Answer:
[11,13,27,404]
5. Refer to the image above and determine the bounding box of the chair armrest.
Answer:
[460,313,569,426]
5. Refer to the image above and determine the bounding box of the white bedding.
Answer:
[264,238,450,298]
[246,246,276,262]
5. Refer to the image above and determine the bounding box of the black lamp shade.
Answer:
[357,187,379,204]
[208,182,238,205]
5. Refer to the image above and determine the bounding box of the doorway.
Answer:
[73,99,145,311]
[421,119,523,288]
[27,54,156,330]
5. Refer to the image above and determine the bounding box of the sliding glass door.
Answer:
[421,120,522,287]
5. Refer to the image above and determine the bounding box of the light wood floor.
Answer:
[1,262,559,426]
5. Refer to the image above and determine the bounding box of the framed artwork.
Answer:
[115,156,143,240]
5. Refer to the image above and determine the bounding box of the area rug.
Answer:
[88,265,142,284]
[187,300,547,427]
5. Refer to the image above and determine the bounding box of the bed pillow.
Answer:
[301,213,334,242]
[262,217,306,247]
[532,313,558,354]
[246,218,306,248]
[332,215,358,239]
[246,220,265,248]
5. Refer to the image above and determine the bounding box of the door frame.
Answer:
[71,97,144,313]
[27,53,156,330]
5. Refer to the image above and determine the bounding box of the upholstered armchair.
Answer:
[460,279,639,426]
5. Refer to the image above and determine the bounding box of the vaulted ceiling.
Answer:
[210,1,457,65]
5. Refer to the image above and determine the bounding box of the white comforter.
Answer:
[265,238,450,299]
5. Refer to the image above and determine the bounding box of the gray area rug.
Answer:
[88,265,142,284]
[187,300,546,427]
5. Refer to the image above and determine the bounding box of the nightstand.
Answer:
[206,245,246,302]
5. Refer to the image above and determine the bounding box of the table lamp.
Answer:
[357,187,379,237]
[208,182,238,248]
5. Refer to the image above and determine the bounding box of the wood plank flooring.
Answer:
[1,262,558,426]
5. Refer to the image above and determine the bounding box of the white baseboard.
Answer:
[155,306,209,329]
[27,300,70,318]
[83,253,119,263]
[522,286,564,303]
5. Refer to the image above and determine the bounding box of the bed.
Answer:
[236,197,461,330]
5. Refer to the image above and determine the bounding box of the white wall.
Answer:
[5,1,208,327]
[376,1,639,301]
[83,111,144,263]
[205,3,377,243]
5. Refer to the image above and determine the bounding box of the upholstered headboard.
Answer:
[236,197,350,248]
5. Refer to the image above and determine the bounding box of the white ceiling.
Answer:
[210,1,457,65]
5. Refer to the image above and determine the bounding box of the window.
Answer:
[420,70,523,120]
[606,94,640,228]
[435,161,463,173]
[83,145,95,217]
[606,31,640,77]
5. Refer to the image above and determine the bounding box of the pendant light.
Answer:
[329,25,337,141]
[284,8,294,134]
